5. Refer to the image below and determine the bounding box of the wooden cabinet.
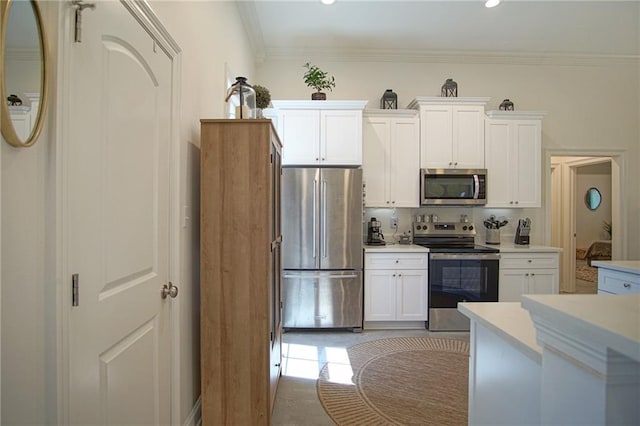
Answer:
[596,267,640,295]
[271,100,367,166]
[200,119,282,425]
[499,252,559,302]
[408,97,488,169]
[364,252,428,324]
[485,111,545,208]
[363,110,420,208]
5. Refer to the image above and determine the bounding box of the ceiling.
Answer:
[237,0,640,63]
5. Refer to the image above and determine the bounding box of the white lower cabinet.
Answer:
[364,252,428,325]
[597,268,640,294]
[499,253,559,302]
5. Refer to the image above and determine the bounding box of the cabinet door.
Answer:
[279,109,320,165]
[420,105,453,168]
[396,269,428,320]
[390,117,420,208]
[452,105,485,169]
[485,120,513,207]
[364,269,396,321]
[321,110,362,165]
[363,117,390,207]
[526,269,558,295]
[513,121,541,207]
[498,269,528,302]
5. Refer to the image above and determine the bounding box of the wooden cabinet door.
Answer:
[396,269,428,320]
[526,269,558,295]
[390,117,420,208]
[513,120,541,207]
[321,109,363,165]
[421,105,453,168]
[364,269,396,321]
[279,109,320,165]
[363,116,390,207]
[499,269,528,302]
[453,105,485,169]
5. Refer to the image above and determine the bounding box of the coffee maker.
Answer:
[367,217,385,245]
[514,218,531,245]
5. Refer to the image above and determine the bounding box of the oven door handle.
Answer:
[430,253,500,261]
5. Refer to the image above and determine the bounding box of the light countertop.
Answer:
[522,294,640,364]
[363,244,429,253]
[482,243,563,253]
[458,302,541,363]
[591,260,640,275]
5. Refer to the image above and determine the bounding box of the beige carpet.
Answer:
[316,337,469,425]
[576,260,598,283]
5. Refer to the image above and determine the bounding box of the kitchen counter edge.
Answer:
[591,260,640,275]
[364,244,429,253]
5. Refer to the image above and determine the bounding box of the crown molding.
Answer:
[258,47,639,67]
[486,111,547,120]
[235,1,266,63]
[271,100,368,110]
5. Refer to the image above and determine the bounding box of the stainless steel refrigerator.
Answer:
[282,167,363,330]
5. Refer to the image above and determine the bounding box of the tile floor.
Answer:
[271,328,469,426]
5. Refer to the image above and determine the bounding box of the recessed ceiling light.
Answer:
[485,0,501,8]
[321,0,336,5]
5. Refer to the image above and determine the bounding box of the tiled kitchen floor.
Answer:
[271,328,470,426]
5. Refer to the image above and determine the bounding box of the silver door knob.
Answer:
[161,282,179,299]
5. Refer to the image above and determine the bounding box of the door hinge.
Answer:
[71,1,96,43]
[72,273,80,306]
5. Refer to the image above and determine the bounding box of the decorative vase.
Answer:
[225,76,257,119]
[312,92,326,101]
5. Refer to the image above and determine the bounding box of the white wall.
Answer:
[575,163,612,247]
[257,58,640,258]
[1,1,255,424]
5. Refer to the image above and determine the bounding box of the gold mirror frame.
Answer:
[0,0,48,148]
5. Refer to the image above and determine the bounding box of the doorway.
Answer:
[549,154,620,293]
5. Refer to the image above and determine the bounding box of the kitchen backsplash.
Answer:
[364,206,544,245]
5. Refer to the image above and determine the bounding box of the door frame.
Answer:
[545,149,625,293]
[55,1,182,424]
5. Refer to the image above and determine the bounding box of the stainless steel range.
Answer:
[413,220,500,331]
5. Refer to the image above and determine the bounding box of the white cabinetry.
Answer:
[408,97,488,169]
[485,111,545,208]
[499,252,559,302]
[595,264,640,295]
[363,110,420,208]
[271,100,367,166]
[364,252,428,326]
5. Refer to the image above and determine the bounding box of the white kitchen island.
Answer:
[460,294,640,426]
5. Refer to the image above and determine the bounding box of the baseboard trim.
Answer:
[184,397,201,426]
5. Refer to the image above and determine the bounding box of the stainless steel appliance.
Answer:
[282,167,363,330]
[420,168,487,206]
[366,217,385,245]
[413,221,499,331]
[514,217,531,245]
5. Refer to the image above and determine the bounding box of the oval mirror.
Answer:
[1,0,48,148]
[584,187,602,211]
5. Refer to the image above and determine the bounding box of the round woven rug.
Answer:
[316,337,469,426]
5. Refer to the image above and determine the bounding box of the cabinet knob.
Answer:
[624,283,631,288]
[531,273,535,276]
[449,162,453,166]
[315,157,319,161]
[525,273,529,277]
[395,260,399,263]
[322,157,325,161]
[510,201,514,204]
[392,201,395,204]
[515,201,519,204]
[454,162,458,166]
[398,274,402,277]
[393,273,396,277]
[528,259,532,263]
[386,201,390,204]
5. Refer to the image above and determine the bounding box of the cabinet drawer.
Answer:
[365,253,428,270]
[500,254,558,269]
[598,271,640,295]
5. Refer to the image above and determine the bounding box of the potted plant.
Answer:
[303,62,335,100]
[253,84,271,118]
[602,220,612,239]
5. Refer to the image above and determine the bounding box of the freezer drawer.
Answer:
[283,270,363,329]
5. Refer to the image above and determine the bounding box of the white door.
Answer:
[364,270,396,321]
[396,269,427,320]
[390,117,420,207]
[65,2,174,424]
[453,105,485,169]
[321,110,362,165]
[421,105,452,168]
[362,116,389,207]
[278,109,319,165]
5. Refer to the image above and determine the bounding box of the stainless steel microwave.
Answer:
[420,168,487,206]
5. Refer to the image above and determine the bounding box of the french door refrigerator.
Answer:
[282,167,363,330]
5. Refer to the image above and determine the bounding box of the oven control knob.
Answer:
[462,226,468,231]
[416,225,421,230]
[468,225,474,231]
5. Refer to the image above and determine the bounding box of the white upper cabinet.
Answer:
[271,100,367,166]
[485,111,545,208]
[363,110,420,208]
[408,97,489,169]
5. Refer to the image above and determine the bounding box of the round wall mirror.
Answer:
[585,187,602,211]
[1,0,48,148]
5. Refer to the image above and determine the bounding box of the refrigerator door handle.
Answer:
[312,179,317,259]
[322,179,327,258]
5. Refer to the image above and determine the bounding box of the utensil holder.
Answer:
[486,228,500,245]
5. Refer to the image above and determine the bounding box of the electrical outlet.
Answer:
[390,217,398,228]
